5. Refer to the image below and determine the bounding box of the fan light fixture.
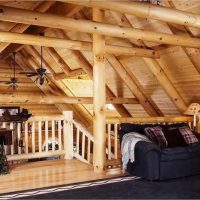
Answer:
[20,45,49,86]
[0,52,18,90]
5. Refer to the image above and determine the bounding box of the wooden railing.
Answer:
[3,113,192,166]
[105,116,193,161]
[4,112,73,162]
[72,120,94,164]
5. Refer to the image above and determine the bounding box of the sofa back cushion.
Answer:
[163,126,187,147]
[179,126,199,144]
[144,126,168,148]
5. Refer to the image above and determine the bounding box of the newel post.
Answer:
[63,111,73,159]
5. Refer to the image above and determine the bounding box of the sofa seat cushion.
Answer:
[186,143,200,158]
[161,147,189,161]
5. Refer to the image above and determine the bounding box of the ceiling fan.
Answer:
[0,52,18,90]
[20,46,49,86]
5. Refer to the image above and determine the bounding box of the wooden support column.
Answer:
[93,8,106,173]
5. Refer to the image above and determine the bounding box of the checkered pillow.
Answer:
[144,126,168,148]
[179,126,199,144]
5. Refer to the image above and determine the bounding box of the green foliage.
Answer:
[0,146,9,175]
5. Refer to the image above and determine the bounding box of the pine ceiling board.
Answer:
[123,104,148,117]
[157,46,200,83]
[172,0,200,11]
[63,79,93,97]
[119,56,180,116]
[46,29,91,70]
[105,61,137,98]
[0,1,41,9]
[120,56,158,86]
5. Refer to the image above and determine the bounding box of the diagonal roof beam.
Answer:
[122,14,187,113]
[106,54,160,117]
[65,1,200,29]
[0,5,200,48]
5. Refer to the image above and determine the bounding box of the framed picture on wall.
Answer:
[0,107,20,116]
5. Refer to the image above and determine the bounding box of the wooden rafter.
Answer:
[0,94,138,105]
[0,5,200,48]
[122,14,187,113]
[0,31,159,58]
[106,54,160,117]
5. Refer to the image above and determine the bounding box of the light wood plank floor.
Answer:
[0,159,122,194]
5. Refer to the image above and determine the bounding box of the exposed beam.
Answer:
[52,29,131,117]
[122,15,188,113]
[0,6,200,47]
[0,1,55,53]
[0,94,138,105]
[65,1,200,29]
[0,31,159,58]
[106,54,159,117]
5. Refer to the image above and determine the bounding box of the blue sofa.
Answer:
[119,123,200,180]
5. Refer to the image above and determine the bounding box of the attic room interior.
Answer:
[1,0,200,199]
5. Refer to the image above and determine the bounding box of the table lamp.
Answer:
[184,103,200,129]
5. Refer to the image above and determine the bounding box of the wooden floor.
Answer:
[0,159,122,194]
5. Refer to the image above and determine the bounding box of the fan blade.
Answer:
[6,81,12,84]
[26,73,38,77]
[20,72,39,77]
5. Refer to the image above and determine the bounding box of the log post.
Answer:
[63,111,73,159]
[93,8,106,173]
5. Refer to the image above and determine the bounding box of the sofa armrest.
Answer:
[135,141,161,153]
[127,141,161,180]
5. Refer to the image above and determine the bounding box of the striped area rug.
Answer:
[0,176,139,199]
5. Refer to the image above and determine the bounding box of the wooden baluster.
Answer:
[107,124,111,160]
[25,122,28,154]
[87,139,91,163]
[17,123,21,154]
[76,128,80,154]
[58,120,62,151]
[2,122,6,128]
[45,120,48,152]
[10,122,14,155]
[52,120,55,151]
[32,121,35,153]
[38,121,42,153]
[2,122,7,154]
[82,133,85,158]
[114,124,118,159]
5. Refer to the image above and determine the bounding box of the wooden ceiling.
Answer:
[0,0,200,128]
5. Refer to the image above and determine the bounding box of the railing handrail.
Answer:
[106,116,193,124]
[73,120,94,142]
[28,115,65,122]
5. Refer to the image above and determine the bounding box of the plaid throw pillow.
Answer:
[144,126,168,148]
[179,126,199,144]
